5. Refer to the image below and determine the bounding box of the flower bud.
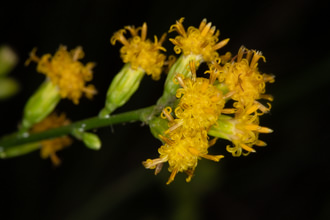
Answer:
[0,45,18,76]
[99,63,144,117]
[81,132,102,150]
[72,129,101,150]
[21,80,61,130]
[0,77,20,99]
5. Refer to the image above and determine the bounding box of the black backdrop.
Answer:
[1,0,330,219]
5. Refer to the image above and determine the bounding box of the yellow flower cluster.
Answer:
[169,17,229,62]
[143,62,225,184]
[208,46,275,156]
[31,112,72,166]
[26,45,97,104]
[144,18,275,183]
[111,23,167,80]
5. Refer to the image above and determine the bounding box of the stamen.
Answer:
[246,104,259,115]
[208,138,218,147]
[175,74,186,88]
[221,108,236,114]
[165,121,183,134]
[142,158,165,169]
[254,100,271,113]
[212,38,230,50]
[159,135,175,145]
[161,107,174,121]
[263,74,275,83]
[50,154,61,166]
[188,147,200,156]
[141,22,147,41]
[200,21,212,37]
[258,126,273,133]
[166,168,178,185]
[260,94,274,102]
[189,60,197,82]
[255,140,267,147]
[155,163,164,175]
[240,143,256,152]
[72,46,83,61]
[199,18,207,31]
[250,51,266,69]
[185,169,194,182]
[25,47,40,66]
[237,46,246,62]
[201,154,224,162]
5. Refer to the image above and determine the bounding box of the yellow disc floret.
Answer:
[169,17,229,62]
[26,46,97,104]
[111,22,167,80]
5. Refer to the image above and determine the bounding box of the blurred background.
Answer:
[1,0,330,219]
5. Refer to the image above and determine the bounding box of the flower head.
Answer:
[26,46,97,104]
[143,61,225,184]
[216,104,273,157]
[222,46,275,111]
[169,17,229,62]
[172,61,225,135]
[111,22,167,80]
[143,132,223,184]
[31,112,72,165]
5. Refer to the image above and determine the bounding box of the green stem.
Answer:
[0,105,155,150]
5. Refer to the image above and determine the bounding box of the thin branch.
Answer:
[0,105,155,149]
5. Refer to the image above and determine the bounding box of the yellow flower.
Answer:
[171,61,225,135]
[111,22,167,80]
[223,104,273,157]
[31,112,72,166]
[26,45,97,105]
[169,17,229,63]
[143,132,223,185]
[143,61,225,184]
[222,46,275,112]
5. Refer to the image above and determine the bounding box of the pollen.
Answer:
[26,46,97,105]
[111,22,167,80]
[31,112,73,166]
[169,17,229,62]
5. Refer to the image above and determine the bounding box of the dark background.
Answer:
[1,0,330,219]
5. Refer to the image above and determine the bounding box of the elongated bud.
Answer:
[99,63,144,117]
[81,132,102,150]
[21,80,61,130]
[72,129,101,150]
[0,77,20,99]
